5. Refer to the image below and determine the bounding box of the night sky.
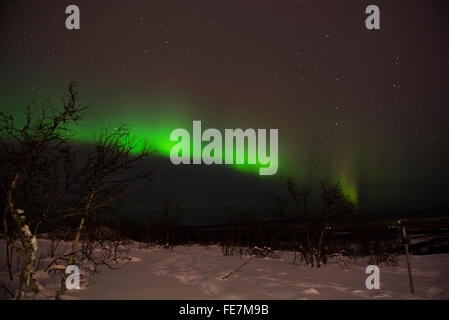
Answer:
[1,0,449,222]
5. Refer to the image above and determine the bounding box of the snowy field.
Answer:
[1,239,448,300]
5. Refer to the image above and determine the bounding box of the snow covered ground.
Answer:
[1,239,448,299]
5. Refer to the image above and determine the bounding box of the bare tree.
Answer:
[160,198,183,248]
[58,126,154,296]
[283,175,314,266]
[315,180,354,267]
[278,176,354,268]
[0,83,86,299]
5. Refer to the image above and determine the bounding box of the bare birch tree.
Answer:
[0,83,86,299]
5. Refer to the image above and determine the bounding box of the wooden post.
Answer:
[402,225,414,294]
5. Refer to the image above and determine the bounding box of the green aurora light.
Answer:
[0,90,359,205]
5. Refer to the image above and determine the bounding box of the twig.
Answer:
[220,256,253,280]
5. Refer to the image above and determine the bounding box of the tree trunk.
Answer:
[59,190,95,296]
[316,223,327,268]
[6,243,13,281]
[305,226,313,266]
[16,223,39,299]
[59,217,85,296]
[4,173,40,299]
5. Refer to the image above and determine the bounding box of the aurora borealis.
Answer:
[1,0,449,220]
